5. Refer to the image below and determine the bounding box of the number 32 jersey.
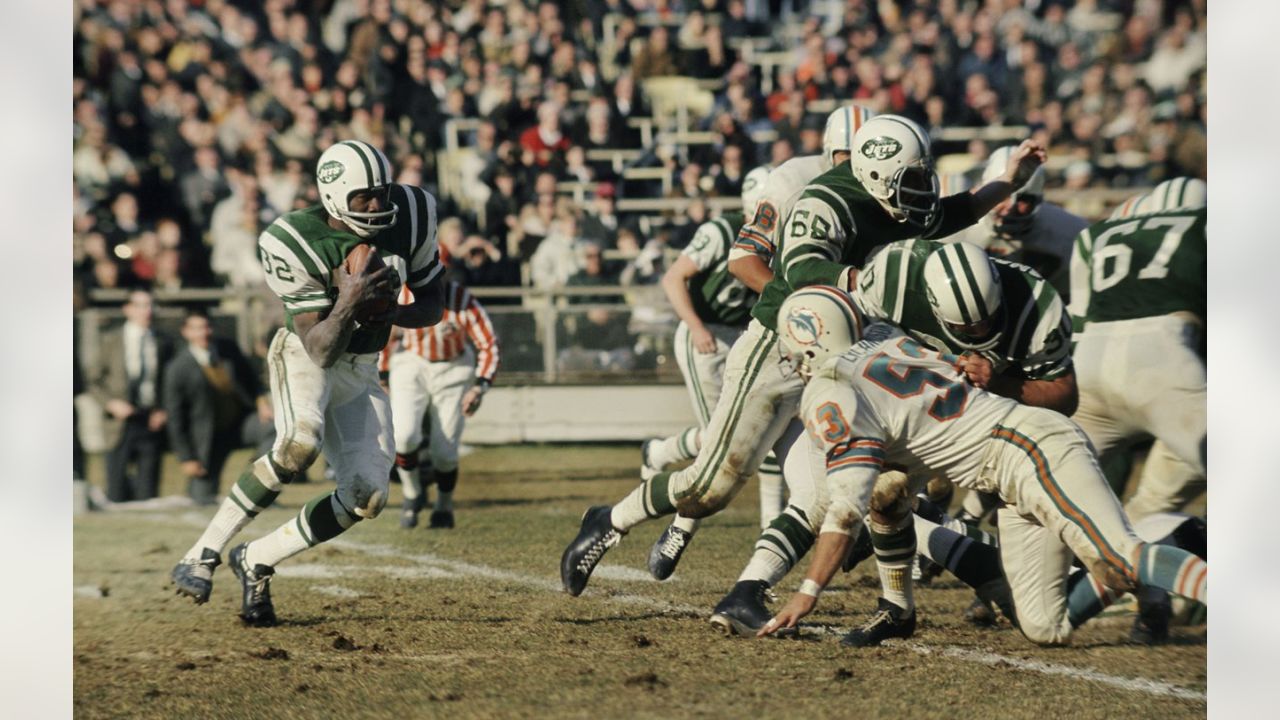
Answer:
[257,183,444,355]
[802,323,1020,494]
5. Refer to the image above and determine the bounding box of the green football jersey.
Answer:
[1069,207,1205,326]
[853,239,1073,380]
[684,211,754,327]
[751,162,978,331]
[257,183,443,355]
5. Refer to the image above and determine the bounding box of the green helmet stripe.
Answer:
[936,249,973,324]
[341,140,375,188]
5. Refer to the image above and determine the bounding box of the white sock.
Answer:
[648,426,700,468]
[397,466,423,501]
[186,456,285,560]
[878,559,915,612]
[757,468,785,530]
[672,515,700,534]
[610,483,652,531]
[737,547,790,586]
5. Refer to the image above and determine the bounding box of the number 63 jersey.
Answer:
[802,323,1022,496]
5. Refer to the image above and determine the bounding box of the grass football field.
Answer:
[74,444,1206,719]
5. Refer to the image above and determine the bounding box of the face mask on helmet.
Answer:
[316,141,400,238]
[891,164,941,229]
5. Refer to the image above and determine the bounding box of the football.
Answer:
[343,243,394,323]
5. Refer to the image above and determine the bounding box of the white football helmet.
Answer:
[849,114,940,229]
[982,144,1045,238]
[923,242,1003,351]
[822,104,877,171]
[777,286,864,380]
[1109,177,1207,220]
[316,140,399,238]
[741,165,771,216]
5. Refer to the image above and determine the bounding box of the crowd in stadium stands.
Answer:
[72,0,1206,302]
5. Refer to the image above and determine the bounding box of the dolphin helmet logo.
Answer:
[785,307,825,347]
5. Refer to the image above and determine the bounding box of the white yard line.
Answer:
[134,516,1205,703]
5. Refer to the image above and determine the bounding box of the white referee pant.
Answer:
[267,328,394,517]
[389,347,475,473]
[1071,314,1206,519]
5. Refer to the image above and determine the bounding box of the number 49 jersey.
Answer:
[1068,207,1205,328]
[257,183,443,355]
[802,323,1019,493]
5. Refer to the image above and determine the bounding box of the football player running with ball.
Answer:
[757,288,1207,647]
[170,140,445,626]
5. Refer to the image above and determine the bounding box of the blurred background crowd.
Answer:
[73,0,1206,300]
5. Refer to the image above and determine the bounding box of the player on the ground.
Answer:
[559,115,1043,631]
[384,279,499,530]
[848,238,1077,627]
[756,288,1208,647]
[640,165,780,580]
[945,145,1088,296]
[170,140,445,626]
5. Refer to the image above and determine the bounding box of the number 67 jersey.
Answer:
[802,323,1026,496]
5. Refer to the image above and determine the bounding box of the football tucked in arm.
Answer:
[343,244,395,323]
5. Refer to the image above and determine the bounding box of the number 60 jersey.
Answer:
[802,323,1024,495]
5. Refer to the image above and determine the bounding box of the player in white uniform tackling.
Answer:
[384,280,499,529]
[171,140,445,626]
[757,288,1208,647]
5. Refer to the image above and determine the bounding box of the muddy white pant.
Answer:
[388,347,475,473]
[982,406,1148,645]
[1071,314,1205,519]
[268,329,395,516]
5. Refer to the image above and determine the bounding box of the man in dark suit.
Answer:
[87,289,172,502]
[163,310,269,505]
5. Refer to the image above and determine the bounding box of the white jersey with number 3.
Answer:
[802,323,1019,494]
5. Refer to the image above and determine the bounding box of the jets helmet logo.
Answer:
[317,160,345,184]
[860,136,903,161]
[785,307,825,347]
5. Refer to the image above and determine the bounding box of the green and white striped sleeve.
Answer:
[258,221,332,316]
[780,188,855,291]
[401,184,444,290]
[683,219,730,272]
[851,240,916,324]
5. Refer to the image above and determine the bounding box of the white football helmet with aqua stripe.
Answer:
[741,165,771,216]
[778,286,865,380]
[822,104,877,171]
[316,140,400,238]
[923,242,1003,351]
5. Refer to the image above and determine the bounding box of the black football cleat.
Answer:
[841,597,917,647]
[1130,588,1172,645]
[428,510,455,529]
[560,506,623,596]
[963,595,997,627]
[647,525,693,581]
[975,577,1019,628]
[842,523,875,573]
[171,548,222,604]
[228,543,278,627]
[709,580,775,637]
